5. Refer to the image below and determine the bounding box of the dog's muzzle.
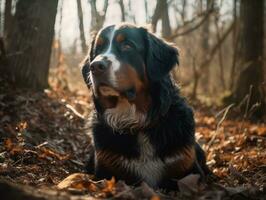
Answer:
[90,58,111,76]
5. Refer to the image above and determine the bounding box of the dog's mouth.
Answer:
[99,85,120,97]
[96,84,136,109]
[98,84,136,101]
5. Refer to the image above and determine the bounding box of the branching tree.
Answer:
[5,0,58,90]
[90,0,108,31]
[151,0,171,38]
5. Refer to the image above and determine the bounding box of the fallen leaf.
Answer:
[57,173,95,191]
[102,176,116,193]
[39,147,69,161]
[4,138,13,150]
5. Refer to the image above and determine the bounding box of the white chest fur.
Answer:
[120,134,165,187]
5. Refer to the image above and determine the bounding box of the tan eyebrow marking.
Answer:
[96,36,104,46]
[116,33,125,43]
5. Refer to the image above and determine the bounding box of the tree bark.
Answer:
[151,0,171,38]
[229,0,239,89]
[4,0,12,38]
[5,0,58,90]
[229,0,265,119]
[77,0,87,54]
[161,0,171,38]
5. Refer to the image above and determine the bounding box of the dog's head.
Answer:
[82,23,179,130]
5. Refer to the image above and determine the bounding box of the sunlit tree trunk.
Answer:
[5,0,58,90]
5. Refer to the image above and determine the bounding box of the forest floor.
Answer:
[0,74,265,200]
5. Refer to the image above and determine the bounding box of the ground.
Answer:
[0,74,265,200]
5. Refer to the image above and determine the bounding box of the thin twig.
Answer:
[169,8,214,39]
[207,104,234,151]
[66,104,85,119]
[239,85,253,131]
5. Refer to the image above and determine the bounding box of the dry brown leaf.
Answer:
[150,195,161,200]
[39,147,69,161]
[57,173,95,191]
[102,177,116,193]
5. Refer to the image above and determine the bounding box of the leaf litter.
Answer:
[0,76,265,199]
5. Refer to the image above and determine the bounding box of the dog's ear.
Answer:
[141,28,179,81]
[81,33,96,86]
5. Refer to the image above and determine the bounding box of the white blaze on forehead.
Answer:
[102,27,121,72]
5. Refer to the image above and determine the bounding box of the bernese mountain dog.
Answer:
[82,23,209,190]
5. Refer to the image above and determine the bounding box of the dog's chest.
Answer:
[121,133,165,187]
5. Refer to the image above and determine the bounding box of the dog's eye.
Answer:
[121,42,133,51]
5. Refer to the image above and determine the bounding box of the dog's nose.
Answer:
[90,60,109,75]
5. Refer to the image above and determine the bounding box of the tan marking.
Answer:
[116,33,125,43]
[99,86,120,97]
[115,64,151,112]
[96,36,104,46]
[165,146,196,178]
[95,145,197,187]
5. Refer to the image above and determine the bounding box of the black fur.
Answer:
[141,28,179,81]
[82,24,209,190]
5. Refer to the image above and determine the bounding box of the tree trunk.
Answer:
[161,0,171,38]
[151,0,162,33]
[128,0,136,23]
[230,0,265,118]
[77,0,87,54]
[199,0,211,92]
[5,0,58,90]
[144,0,148,23]
[215,15,226,90]
[229,0,239,90]
[4,0,12,38]
[119,0,125,22]
[151,0,171,38]
[90,0,108,32]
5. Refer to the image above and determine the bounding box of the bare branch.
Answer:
[168,8,214,39]
[199,21,235,70]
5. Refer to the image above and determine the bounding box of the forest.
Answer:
[0,0,265,199]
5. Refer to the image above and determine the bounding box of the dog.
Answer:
[82,23,209,190]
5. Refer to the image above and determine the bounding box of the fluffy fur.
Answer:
[82,23,210,190]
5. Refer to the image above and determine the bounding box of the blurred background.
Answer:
[0,0,265,120]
